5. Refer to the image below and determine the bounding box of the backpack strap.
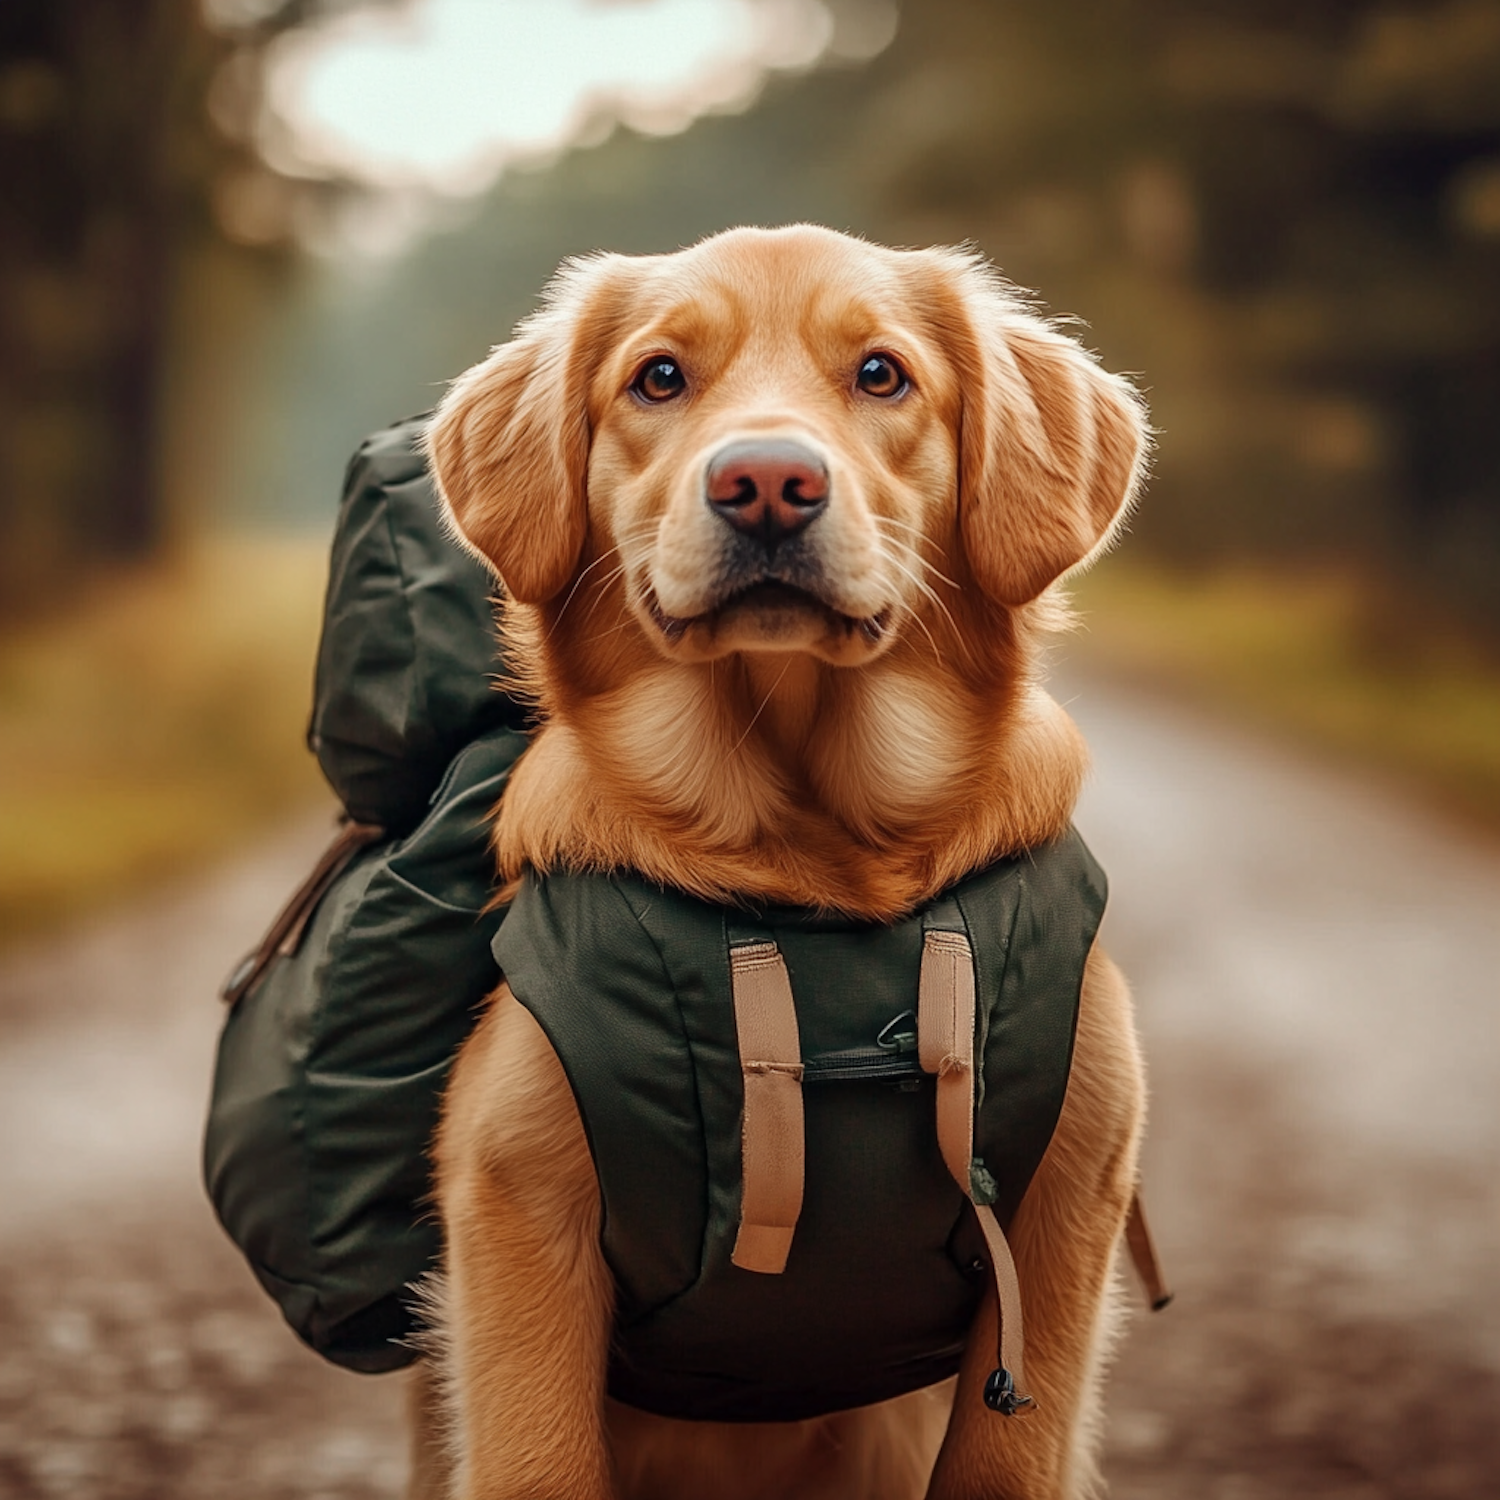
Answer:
[219,817,386,1006]
[1125,1190,1173,1311]
[917,916,1035,1416]
[727,930,806,1275]
[917,928,977,1192]
[917,907,1172,1415]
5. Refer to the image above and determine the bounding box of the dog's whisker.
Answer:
[887,578,950,666]
[881,539,955,615]
[897,597,944,664]
[547,545,625,635]
[578,561,634,622]
[875,526,962,592]
[872,525,945,567]
[872,517,953,568]
[728,658,794,759]
[872,521,962,593]
[581,616,645,647]
[871,514,938,545]
[878,546,957,656]
[540,523,665,635]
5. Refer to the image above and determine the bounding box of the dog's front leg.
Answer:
[924,947,1145,1500]
[434,984,616,1500]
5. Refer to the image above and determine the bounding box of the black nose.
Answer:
[705,439,829,550]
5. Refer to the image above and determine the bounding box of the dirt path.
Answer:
[0,816,409,1500]
[1066,681,1500,1499]
[1,685,1496,1498]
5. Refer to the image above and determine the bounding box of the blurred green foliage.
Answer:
[0,538,331,946]
[875,0,1500,636]
[2,0,227,612]
[4,0,1499,635]
[0,0,386,617]
[212,0,1500,641]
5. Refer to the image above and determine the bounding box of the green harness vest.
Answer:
[493,828,1107,1423]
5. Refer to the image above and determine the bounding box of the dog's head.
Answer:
[428,226,1147,673]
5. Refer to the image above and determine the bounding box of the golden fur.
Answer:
[420,225,1151,1499]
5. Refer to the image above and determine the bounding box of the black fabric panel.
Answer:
[612,1068,982,1422]
[963,827,1107,1228]
[204,726,525,1371]
[495,873,714,1318]
[308,414,525,833]
[492,838,1102,1423]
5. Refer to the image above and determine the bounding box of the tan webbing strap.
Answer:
[917,928,1034,1415]
[729,940,805,1275]
[974,1203,1029,1396]
[1125,1191,1173,1311]
[918,929,977,1193]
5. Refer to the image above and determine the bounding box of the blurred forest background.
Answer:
[3,0,1500,941]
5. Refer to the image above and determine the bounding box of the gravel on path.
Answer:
[1069,679,1500,1500]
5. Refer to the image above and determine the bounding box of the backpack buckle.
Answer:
[875,1009,919,1054]
[983,1366,1035,1416]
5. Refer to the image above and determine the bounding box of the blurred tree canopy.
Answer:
[5,0,1498,638]
[0,0,379,616]
[869,0,1500,632]
[220,0,1500,642]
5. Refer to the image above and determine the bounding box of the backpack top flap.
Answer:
[308,413,526,833]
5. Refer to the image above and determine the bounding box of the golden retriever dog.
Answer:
[417,224,1151,1500]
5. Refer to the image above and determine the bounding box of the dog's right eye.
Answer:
[632,358,687,403]
[856,353,907,399]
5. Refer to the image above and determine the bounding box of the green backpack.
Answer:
[204,415,524,1372]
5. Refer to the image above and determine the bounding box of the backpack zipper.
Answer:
[801,1009,925,1086]
[801,1049,925,1083]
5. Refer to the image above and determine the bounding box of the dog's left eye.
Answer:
[856,354,907,399]
[632,358,687,403]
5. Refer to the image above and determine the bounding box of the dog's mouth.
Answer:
[645,580,893,647]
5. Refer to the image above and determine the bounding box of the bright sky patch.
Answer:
[259,0,887,196]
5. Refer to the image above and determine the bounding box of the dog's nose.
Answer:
[705,440,829,549]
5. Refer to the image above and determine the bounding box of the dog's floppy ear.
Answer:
[426,256,626,604]
[953,264,1149,607]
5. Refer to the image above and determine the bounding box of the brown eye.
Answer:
[856,353,907,398]
[632,358,686,403]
